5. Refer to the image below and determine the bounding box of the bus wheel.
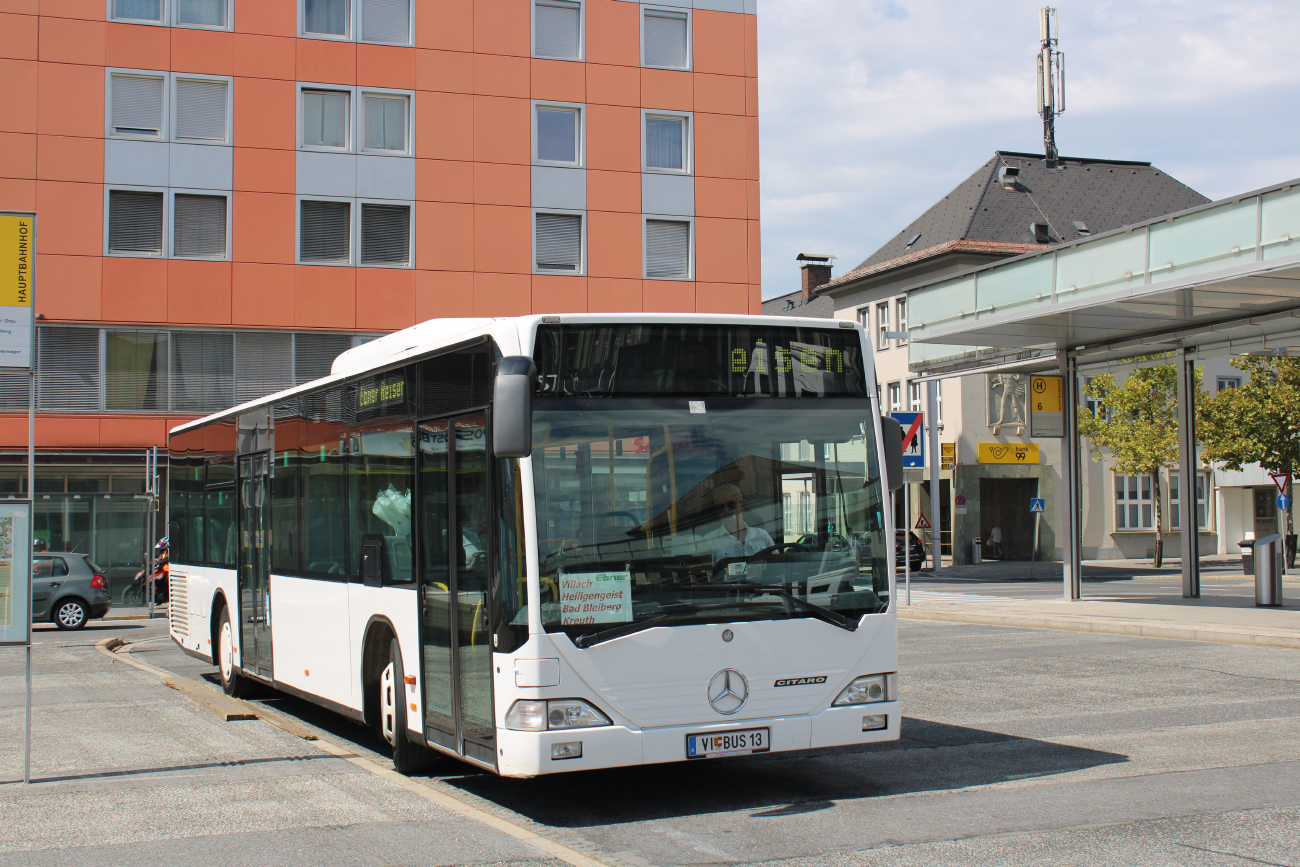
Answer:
[217,606,254,699]
[380,638,436,775]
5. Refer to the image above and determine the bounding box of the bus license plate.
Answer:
[687,728,770,758]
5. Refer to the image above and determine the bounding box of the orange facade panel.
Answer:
[356,267,417,331]
[586,62,640,108]
[694,217,748,284]
[416,201,475,272]
[232,33,296,81]
[171,26,234,76]
[584,0,639,68]
[416,269,475,320]
[0,131,36,179]
[474,0,531,59]
[694,112,747,180]
[232,262,295,327]
[35,134,102,184]
[35,179,100,257]
[586,210,641,279]
[37,15,102,65]
[232,76,296,149]
[36,61,102,138]
[531,58,585,103]
[102,255,167,323]
[357,42,417,89]
[474,52,530,98]
[297,36,356,85]
[167,259,233,326]
[232,191,296,264]
[0,11,38,61]
[532,274,588,313]
[417,48,474,94]
[472,96,530,165]
[692,10,746,77]
[588,276,642,313]
[105,20,169,69]
[36,253,101,321]
[417,0,474,52]
[295,264,357,329]
[473,271,530,316]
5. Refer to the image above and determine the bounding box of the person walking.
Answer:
[988,524,1003,559]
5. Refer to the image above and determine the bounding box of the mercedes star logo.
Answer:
[707,669,749,715]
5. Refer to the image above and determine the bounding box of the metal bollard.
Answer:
[1254,534,1284,607]
[971,538,982,565]
[1239,539,1254,576]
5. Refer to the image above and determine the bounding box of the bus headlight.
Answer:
[505,699,612,731]
[832,673,897,707]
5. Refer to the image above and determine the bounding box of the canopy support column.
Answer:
[927,381,942,571]
[1063,353,1082,600]
[1176,347,1201,598]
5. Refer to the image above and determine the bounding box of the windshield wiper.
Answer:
[678,583,859,632]
[572,601,773,649]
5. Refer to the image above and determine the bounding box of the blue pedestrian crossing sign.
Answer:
[1278,494,1291,510]
[1029,498,1046,513]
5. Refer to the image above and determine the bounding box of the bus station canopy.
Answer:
[906,178,1300,376]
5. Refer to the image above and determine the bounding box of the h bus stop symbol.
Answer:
[1030,498,1046,513]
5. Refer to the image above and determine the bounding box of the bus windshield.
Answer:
[531,398,890,641]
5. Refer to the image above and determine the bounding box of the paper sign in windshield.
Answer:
[560,571,632,625]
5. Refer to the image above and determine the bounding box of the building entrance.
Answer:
[980,477,1038,560]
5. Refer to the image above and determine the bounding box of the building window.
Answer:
[361,92,409,152]
[108,190,165,256]
[106,331,168,412]
[535,105,581,165]
[1217,376,1241,392]
[1083,375,1102,417]
[534,0,582,60]
[895,297,908,346]
[645,218,690,279]
[1169,472,1209,531]
[644,112,689,173]
[171,331,235,412]
[175,0,228,27]
[172,193,227,259]
[360,0,411,45]
[304,0,350,37]
[359,203,411,266]
[174,77,229,143]
[875,301,889,351]
[907,380,921,412]
[110,74,165,139]
[887,382,901,413]
[643,8,689,69]
[856,307,868,328]
[535,212,583,273]
[112,0,162,22]
[300,200,352,264]
[302,89,350,149]
[1114,473,1153,530]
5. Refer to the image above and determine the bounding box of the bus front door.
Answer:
[418,415,496,768]
[238,453,273,679]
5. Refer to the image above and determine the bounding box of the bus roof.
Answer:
[169,313,865,436]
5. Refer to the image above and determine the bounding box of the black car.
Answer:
[895,531,926,571]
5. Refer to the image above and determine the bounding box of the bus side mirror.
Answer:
[493,356,537,459]
[881,416,904,492]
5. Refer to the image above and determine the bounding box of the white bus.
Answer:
[167,314,904,777]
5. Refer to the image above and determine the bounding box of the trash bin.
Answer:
[1253,533,1284,608]
[971,538,982,565]
[1240,539,1254,575]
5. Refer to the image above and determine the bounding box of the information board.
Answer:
[1029,375,1063,438]
[977,443,1040,464]
[0,501,32,645]
[0,214,35,370]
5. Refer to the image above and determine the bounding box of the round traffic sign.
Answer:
[954,494,967,508]
[1278,494,1292,510]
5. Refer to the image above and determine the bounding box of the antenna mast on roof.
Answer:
[1036,7,1065,168]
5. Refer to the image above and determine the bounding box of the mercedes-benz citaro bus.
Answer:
[166,314,905,777]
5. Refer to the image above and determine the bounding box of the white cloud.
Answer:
[757,0,1300,298]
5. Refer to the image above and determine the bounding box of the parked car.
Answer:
[895,531,926,572]
[32,553,113,629]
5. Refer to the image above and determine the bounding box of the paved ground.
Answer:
[4,607,1299,867]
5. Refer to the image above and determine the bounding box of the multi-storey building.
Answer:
[0,0,761,594]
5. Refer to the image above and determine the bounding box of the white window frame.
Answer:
[1169,471,1210,531]
[170,73,234,146]
[895,297,908,346]
[532,100,584,167]
[875,301,889,351]
[887,381,901,413]
[856,307,868,328]
[358,0,414,46]
[642,214,694,281]
[170,188,231,261]
[297,195,355,266]
[1114,472,1154,531]
[1216,376,1241,392]
[104,185,169,259]
[357,199,415,268]
[532,0,585,62]
[107,0,165,25]
[106,69,169,141]
[170,0,234,31]
[358,88,415,156]
[298,83,354,152]
[532,208,586,276]
[300,0,353,41]
[641,5,691,71]
[907,380,921,413]
[641,109,692,175]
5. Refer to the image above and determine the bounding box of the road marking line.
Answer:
[96,636,619,867]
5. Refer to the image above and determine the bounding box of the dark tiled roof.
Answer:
[761,291,836,318]
[848,151,1209,274]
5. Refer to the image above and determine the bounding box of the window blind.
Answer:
[0,370,29,410]
[535,1,581,60]
[360,204,411,265]
[303,90,350,149]
[171,331,234,412]
[363,95,407,151]
[361,0,410,44]
[645,219,689,278]
[295,333,355,384]
[536,213,581,272]
[108,190,164,255]
[38,328,101,412]
[300,200,352,263]
[645,116,685,170]
[111,75,164,137]
[644,11,688,68]
[173,194,227,258]
[175,79,228,141]
[105,330,167,411]
[112,0,162,21]
[536,108,577,163]
[304,0,349,35]
[235,332,294,404]
[175,0,226,26]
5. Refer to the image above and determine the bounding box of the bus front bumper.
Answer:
[495,702,900,777]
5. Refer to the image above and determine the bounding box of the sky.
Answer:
[755,0,1300,299]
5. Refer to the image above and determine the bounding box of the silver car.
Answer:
[33,553,114,629]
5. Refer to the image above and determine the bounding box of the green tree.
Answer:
[1077,360,1199,567]
[1198,356,1300,544]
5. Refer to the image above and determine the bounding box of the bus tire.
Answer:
[216,606,254,699]
[380,638,436,775]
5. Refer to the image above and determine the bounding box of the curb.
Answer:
[898,609,1300,650]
